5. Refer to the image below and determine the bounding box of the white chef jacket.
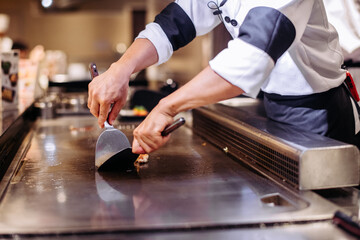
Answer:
[324,0,360,62]
[137,0,346,98]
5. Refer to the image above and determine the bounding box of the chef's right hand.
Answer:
[132,102,175,154]
[88,62,131,128]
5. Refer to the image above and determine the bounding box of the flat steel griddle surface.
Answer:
[0,115,346,235]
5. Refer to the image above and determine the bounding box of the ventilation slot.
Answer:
[193,109,300,189]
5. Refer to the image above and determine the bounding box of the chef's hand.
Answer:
[88,39,159,128]
[88,63,131,128]
[132,103,174,154]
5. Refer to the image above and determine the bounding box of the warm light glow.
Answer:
[41,0,53,8]
[44,142,56,152]
[57,190,67,203]
[116,43,127,54]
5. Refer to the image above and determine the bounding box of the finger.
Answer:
[108,100,123,125]
[87,94,92,110]
[134,137,155,153]
[133,127,163,153]
[132,139,147,154]
[98,103,110,128]
[87,83,93,109]
[87,98,92,111]
[89,100,100,118]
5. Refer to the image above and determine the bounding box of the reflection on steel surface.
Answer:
[0,115,351,236]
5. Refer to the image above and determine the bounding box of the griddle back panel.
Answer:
[192,106,359,190]
[193,109,300,189]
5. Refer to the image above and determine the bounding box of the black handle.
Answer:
[333,210,360,237]
[161,117,186,136]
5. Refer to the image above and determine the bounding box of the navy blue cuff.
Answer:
[238,7,296,62]
[154,2,196,51]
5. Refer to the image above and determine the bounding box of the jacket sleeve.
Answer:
[209,0,315,97]
[137,0,220,65]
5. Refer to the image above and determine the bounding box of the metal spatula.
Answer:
[95,121,134,169]
[95,117,185,171]
[89,63,185,171]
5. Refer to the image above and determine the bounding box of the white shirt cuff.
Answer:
[136,22,173,65]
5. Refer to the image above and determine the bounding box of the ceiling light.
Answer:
[41,0,53,8]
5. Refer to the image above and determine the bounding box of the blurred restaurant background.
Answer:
[1,0,230,91]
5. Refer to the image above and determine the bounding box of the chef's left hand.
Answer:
[132,104,174,154]
[88,62,131,128]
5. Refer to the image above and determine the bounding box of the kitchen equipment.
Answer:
[89,63,185,171]
[34,94,59,119]
[193,102,359,190]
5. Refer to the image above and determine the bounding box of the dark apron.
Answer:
[263,84,360,148]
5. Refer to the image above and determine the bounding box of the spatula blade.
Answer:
[95,124,132,168]
[97,148,139,171]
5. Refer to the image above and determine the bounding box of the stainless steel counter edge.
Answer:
[0,130,33,201]
[0,105,36,184]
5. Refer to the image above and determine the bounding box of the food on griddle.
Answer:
[133,105,148,116]
[135,154,149,164]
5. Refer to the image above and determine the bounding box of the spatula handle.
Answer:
[161,117,186,136]
[89,62,99,78]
